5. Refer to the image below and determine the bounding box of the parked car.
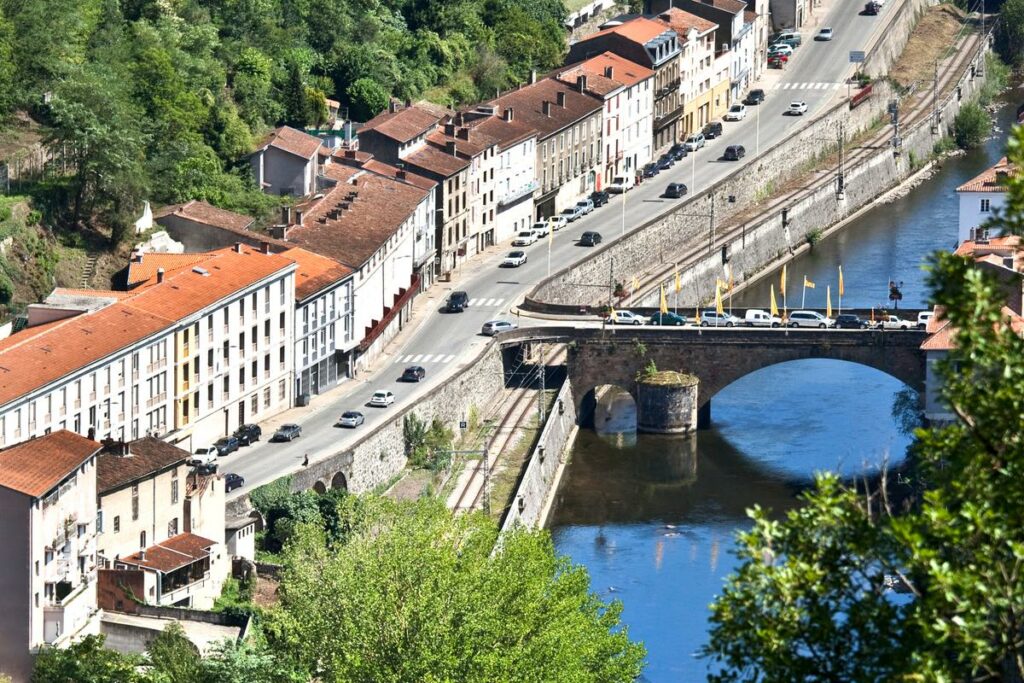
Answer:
[197,462,219,475]
[787,310,834,328]
[369,390,395,407]
[744,89,766,105]
[591,190,610,207]
[700,310,743,327]
[272,424,302,441]
[667,142,689,160]
[214,436,240,456]
[189,445,219,466]
[337,411,365,428]
[703,122,724,139]
[873,314,914,330]
[787,101,809,115]
[684,133,706,151]
[576,198,595,215]
[642,162,661,178]
[560,205,584,222]
[530,221,550,237]
[234,423,262,446]
[768,54,788,69]
[656,155,675,171]
[481,319,518,336]
[401,365,426,382]
[512,229,539,246]
[607,175,635,193]
[745,309,783,327]
[224,473,245,493]
[579,231,602,246]
[864,1,880,14]
[502,250,528,267]
[773,31,802,46]
[724,104,747,121]
[649,311,688,326]
[723,145,746,161]
[606,310,647,325]
[664,182,688,199]
[917,311,934,329]
[833,313,868,329]
[768,43,794,57]
[548,215,568,231]
[445,290,469,313]
[815,27,834,41]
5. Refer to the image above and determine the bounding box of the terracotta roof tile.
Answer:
[119,532,216,573]
[281,247,353,301]
[362,160,437,190]
[403,144,471,177]
[153,200,253,233]
[489,77,603,140]
[362,103,450,144]
[590,16,677,44]
[254,126,322,159]
[0,430,101,497]
[921,306,1024,351]
[126,253,216,288]
[50,288,136,301]
[463,115,538,149]
[97,438,189,495]
[558,52,654,95]
[656,8,718,37]
[957,157,1018,192]
[954,235,1021,256]
[696,0,746,13]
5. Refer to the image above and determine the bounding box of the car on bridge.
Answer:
[502,250,528,267]
[579,231,602,247]
[835,313,869,329]
[700,310,743,327]
[481,319,518,335]
[649,311,688,326]
[369,390,396,407]
[606,310,647,326]
[400,366,426,382]
[664,182,688,199]
[872,314,914,330]
[787,310,835,328]
[745,309,783,327]
[337,411,365,428]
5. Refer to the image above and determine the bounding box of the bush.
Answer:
[953,102,991,150]
[933,136,956,156]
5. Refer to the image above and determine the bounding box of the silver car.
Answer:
[787,310,834,328]
[481,319,518,336]
[699,310,743,327]
[337,411,365,428]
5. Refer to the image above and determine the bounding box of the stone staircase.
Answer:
[80,253,99,288]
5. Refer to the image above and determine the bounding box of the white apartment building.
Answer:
[0,431,103,682]
[956,157,1013,244]
[558,52,655,185]
[0,244,297,453]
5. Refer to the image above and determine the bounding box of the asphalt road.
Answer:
[223,1,900,497]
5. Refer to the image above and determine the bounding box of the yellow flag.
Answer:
[826,285,832,318]
[725,263,734,292]
[716,278,728,290]
[674,270,681,294]
[770,284,779,317]
[715,281,724,315]
[838,266,845,296]
[632,276,639,292]
[660,284,668,314]
[780,264,787,294]
[804,276,816,289]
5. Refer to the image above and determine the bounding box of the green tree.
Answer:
[281,60,311,128]
[999,0,1024,65]
[147,622,201,683]
[346,77,389,121]
[198,636,301,683]
[33,635,148,683]
[266,497,646,681]
[952,101,991,150]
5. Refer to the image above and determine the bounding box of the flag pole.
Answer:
[801,280,806,309]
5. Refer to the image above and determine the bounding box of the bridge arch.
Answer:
[579,383,638,431]
[312,480,327,495]
[330,471,348,491]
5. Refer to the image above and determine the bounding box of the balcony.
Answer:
[146,359,167,373]
[43,575,93,645]
[181,343,191,357]
[497,180,539,207]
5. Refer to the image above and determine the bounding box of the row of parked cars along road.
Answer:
[606,308,933,329]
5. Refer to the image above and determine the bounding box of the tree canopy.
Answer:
[702,125,1024,681]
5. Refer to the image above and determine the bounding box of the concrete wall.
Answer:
[156,216,261,252]
[499,377,578,533]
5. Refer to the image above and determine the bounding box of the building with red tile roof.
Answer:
[956,157,1017,244]
[0,430,101,498]
[250,126,323,197]
[153,200,254,234]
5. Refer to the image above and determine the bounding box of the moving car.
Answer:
[481,319,518,336]
[787,101,809,115]
[835,313,869,329]
[664,182,688,199]
[744,309,783,327]
[591,190,610,207]
[369,390,395,407]
[649,311,688,326]
[214,436,240,456]
[723,145,746,161]
[224,473,245,493]
[724,104,747,121]
[272,424,302,441]
[744,89,766,105]
[864,1,880,14]
[234,423,262,446]
[684,133,706,151]
[575,198,595,215]
[502,250,528,267]
[560,205,584,222]
[815,27,834,41]
[703,122,724,139]
[787,310,834,328]
[607,175,635,193]
[401,365,426,382]
[579,231,602,247]
[606,310,647,325]
[337,411,365,428]
[642,162,661,178]
[189,446,219,466]
[445,291,469,313]
[512,229,539,246]
[700,310,743,327]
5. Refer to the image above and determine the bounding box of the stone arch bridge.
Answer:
[502,326,926,430]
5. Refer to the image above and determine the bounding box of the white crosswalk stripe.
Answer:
[395,353,456,364]
[468,297,505,307]
[442,354,455,362]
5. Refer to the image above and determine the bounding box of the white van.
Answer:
[607,175,635,193]
[745,309,783,327]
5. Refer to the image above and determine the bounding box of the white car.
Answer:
[512,229,539,247]
[787,310,834,328]
[815,27,834,41]
[684,133,706,151]
[606,175,635,193]
[189,446,219,467]
[917,311,934,329]
[531,221,550,237]
[700,310,743,327]
[872,315,914,330]
[369,390,395,407]
[549,215,568,231]
[502,250,528,267]
[745,309,783,327]
[768,43,794,56]
[724,104,747,121]
[605,310,647,325]
[481,319,518,336]
[787,101,808,115]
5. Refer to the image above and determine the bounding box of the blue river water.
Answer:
[549,95,1018,681]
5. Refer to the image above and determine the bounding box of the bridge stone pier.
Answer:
[523,327,928,431]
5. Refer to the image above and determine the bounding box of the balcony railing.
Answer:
[497,180,539,207]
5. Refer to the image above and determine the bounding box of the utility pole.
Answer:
[481,447,490,514]
[538,341,546,424]
[890,99,901,157]
[709,193,716,254]
[931,59,939,134]
[837,121,846,199]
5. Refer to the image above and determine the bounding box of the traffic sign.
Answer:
[849,50,865,63]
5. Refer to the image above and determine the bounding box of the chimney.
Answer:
[270,225,289,240]
[543,101,552,116]
[557,91,567,107]
[405,98,412,107]
[139,549,146,561]
[156,268,165,284]
[576,75,588,93]
[295,209,303,225]
[388,100,398,113]
[454,112,465,125]
[261,242,272,255]
[396,169,407,179]
[281,205,291,225]
[504,107,514,122]
[457,127,470,140]
[234,242,243,253]
[446,141,457,156]
[996,169,1009,183]
[444,123,456,136]
[530,69,537,84]
[604,65,614,79]
[329,209,341,220]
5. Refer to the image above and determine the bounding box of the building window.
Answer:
[140,531,146,549]
[279,379,286,401]
[96,510,103,534]
[171,472,179,505]
[981,198,991,212]
[131,484,139,521]
[264,387,271,408]
[168,518,178,537]
[114,515,120,533]
[251,394,259,415]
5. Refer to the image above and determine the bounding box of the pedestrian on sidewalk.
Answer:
[303,453,309,467]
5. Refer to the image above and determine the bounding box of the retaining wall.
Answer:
[862,0,941,78]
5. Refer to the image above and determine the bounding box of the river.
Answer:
[549,93,1019,681]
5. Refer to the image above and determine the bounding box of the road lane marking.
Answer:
[411,354,424,362]
[442,354,455,362]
